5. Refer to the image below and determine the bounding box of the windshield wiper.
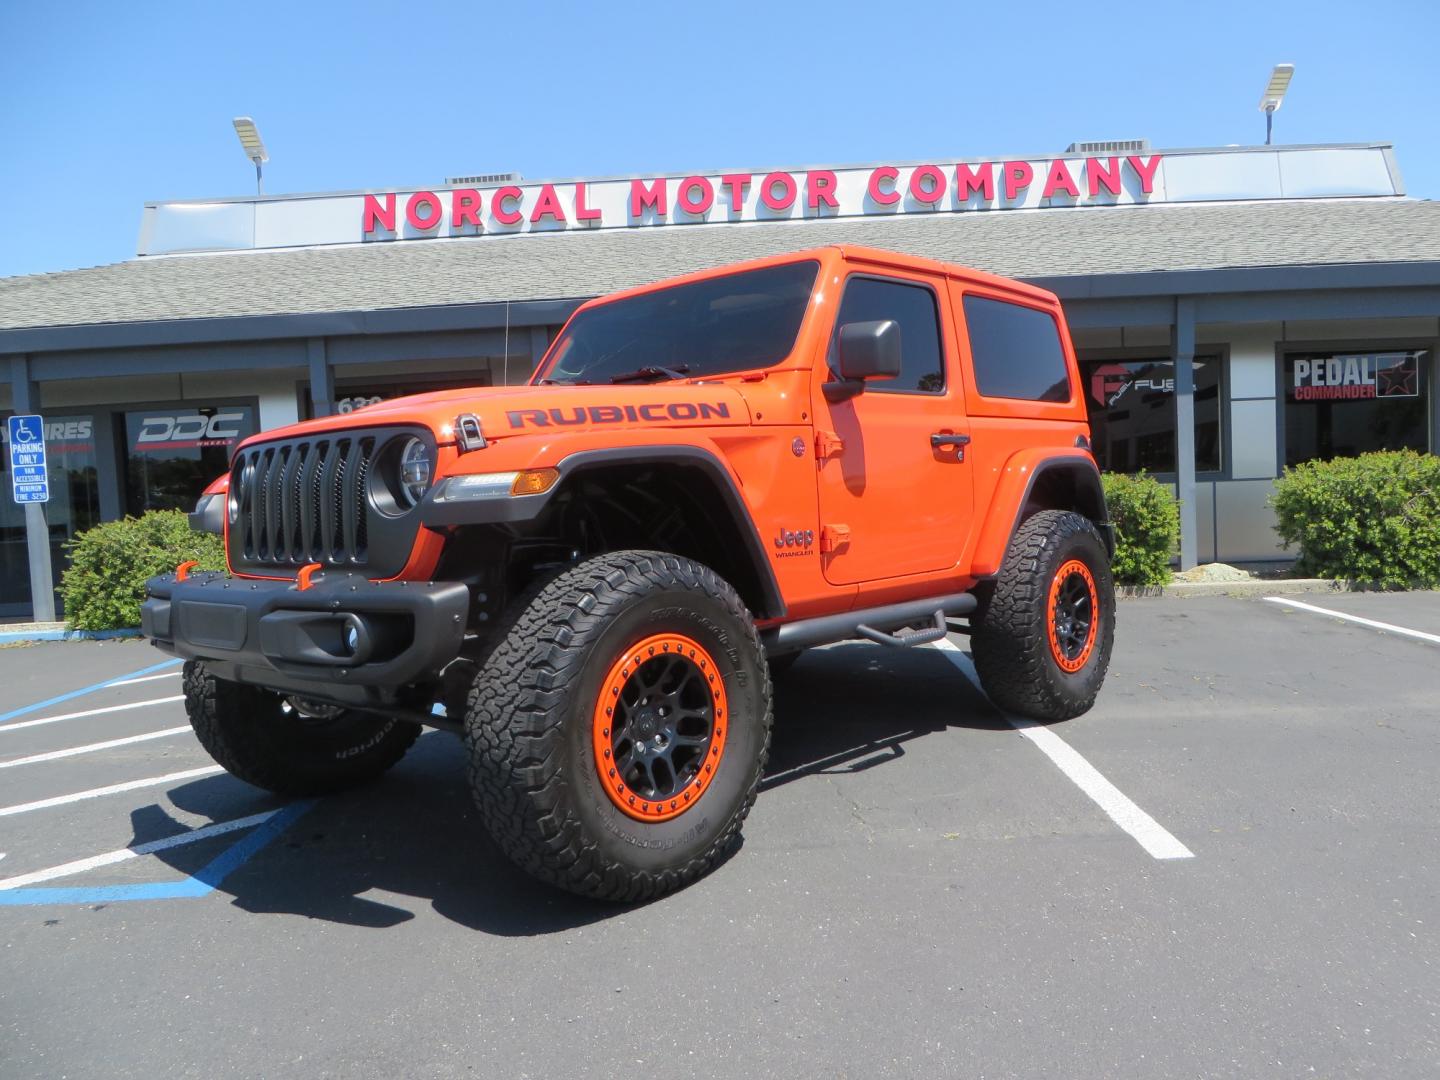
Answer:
[608,364,691,384]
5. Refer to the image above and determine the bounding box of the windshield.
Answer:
[540,261,819,384]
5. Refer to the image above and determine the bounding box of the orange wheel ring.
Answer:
[1047,559,1099,673]
[592,632,728,823]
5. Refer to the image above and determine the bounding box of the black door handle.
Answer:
[929,433,971,449]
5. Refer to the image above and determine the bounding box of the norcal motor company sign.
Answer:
[136,146,1401,255]
[359,156,1163,240]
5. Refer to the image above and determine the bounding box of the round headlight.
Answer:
[228,461,253,525]
[398,438,432,508]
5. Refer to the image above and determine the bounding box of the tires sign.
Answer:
[7,414,49,504]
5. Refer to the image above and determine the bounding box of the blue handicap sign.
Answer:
[7,414,49,504]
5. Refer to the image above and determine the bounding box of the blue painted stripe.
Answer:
[0,658,183,727]
[0,800,316,907]
[0,628,141,645]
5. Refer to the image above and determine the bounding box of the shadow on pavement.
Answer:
[141,642,1005,936]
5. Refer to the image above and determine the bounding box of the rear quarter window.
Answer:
[963,295,1072,403]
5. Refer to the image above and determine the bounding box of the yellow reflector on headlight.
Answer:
[511,468,560,496]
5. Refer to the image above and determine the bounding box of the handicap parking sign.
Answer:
[7,414,49,504]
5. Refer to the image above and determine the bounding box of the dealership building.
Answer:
[2,139,1438,621]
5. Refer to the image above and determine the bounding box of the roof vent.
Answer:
[1065,139,1150,155]
[444,172,523,187]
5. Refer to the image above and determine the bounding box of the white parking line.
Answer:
[0,765,225,818]
[0,727,193,769]
[1262,596,1440,645]
[0,809,278,890]
[110,671,182,687]
[933,639,1194,861]
[0,695,186,735]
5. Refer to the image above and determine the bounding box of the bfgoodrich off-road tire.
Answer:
[183,662,420,796]
[971,510,1115,722]
[465,550,773,903]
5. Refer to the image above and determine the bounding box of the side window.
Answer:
[832,277,945,393]
[963,295,1072,403]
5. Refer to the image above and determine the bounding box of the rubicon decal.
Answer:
[506,402,731,428]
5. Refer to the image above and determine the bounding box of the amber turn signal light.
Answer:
[510,468,560,496]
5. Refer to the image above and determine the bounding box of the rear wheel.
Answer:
[465,550,772,902]
[971,510,1114,721]
[183,662,419,796]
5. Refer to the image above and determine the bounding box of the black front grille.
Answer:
[232,436,377,567]
[227,426,429,584]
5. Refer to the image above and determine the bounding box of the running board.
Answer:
[762,593,977,656]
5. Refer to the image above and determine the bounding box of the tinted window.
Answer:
[543,261,817,383]
[963,296,1071,403]
[1081,357,1222,473]
[123,405,258,515]
[1283,350,1430,466]
[831,277,944,393]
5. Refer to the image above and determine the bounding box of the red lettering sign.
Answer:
[677,176,715,215]
[451,189,482,227]
[630,178,667,218]
[868,166,901,206]
[760,172,796,211]
[807,170,838,210]
[910,165,946,205]
[1087,157,1123,197]
[1003,161,1033,201]
[362,193,397,234]
[530,184,566,224]
[406,192,442,230]
[955,162,994,201]
[574,182,602,222]
[1042,160,1080,199]
[493,186,523,225]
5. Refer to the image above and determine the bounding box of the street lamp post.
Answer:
[1259,63,1295,146]
[232,117,269,195]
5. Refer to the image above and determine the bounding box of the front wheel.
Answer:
[464,551,772,902]
[183,663,420,795]
[971,510,1115,721]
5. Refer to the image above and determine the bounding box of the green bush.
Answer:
[1102,472,1180,586]
[61,510,226,631]
[1271,450,1440,587]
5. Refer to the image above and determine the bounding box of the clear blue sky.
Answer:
[1,0,1436,280]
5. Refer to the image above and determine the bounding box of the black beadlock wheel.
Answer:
[970,510,1115,721]
[464,550,772,903]
[182,662,420,796]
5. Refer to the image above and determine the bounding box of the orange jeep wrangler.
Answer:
[143,245,1115,900]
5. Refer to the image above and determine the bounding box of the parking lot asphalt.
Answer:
[2,592,1438,1080]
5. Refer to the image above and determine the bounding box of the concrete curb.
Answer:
[1118,578,1437,599]
[0,625,142,645]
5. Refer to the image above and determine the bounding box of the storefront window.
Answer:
[303,372,494,420]
[123,405,257,516]
[1081,357,1221,473]
[0,414,101,612]
[1283,350,1430,466]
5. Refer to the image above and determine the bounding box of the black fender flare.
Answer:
[421,445,786,620]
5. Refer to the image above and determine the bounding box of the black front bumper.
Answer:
[142,571,469,699]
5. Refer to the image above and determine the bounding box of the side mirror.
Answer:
[826,319,902,401]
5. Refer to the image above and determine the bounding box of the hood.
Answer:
[243,382,754,449]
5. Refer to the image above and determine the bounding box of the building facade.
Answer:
[3,141,1438,620]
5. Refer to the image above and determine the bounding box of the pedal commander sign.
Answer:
[359,155,1164,240]
[1289,353,1421,401]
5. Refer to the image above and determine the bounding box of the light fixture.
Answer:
[1258,64,1294,146]
[232,116,269,195]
